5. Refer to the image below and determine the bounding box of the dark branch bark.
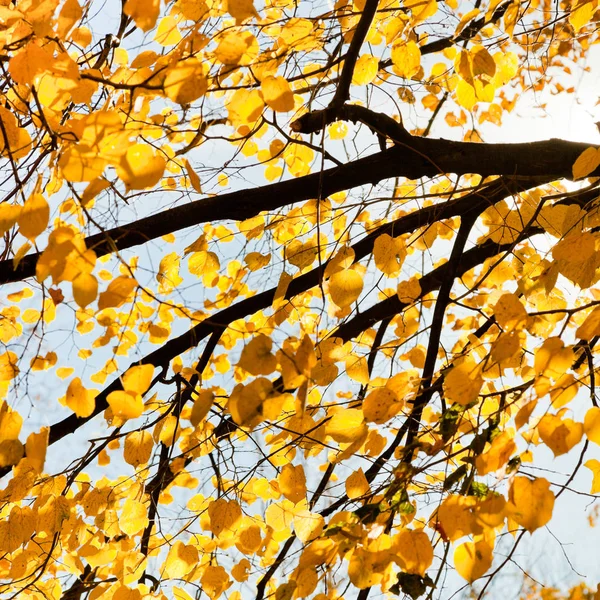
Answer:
[0,133,595,286]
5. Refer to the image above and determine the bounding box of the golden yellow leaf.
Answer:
[584,458,600,494]
[18,193,49,241]
[98,276,137,310]
[208,498,243,538]
[57,0,82,38]
[352,54,378,85]
[0,203,21,237]
[345,354,369,384]
[65,377,96,418]
[227,0,259,24]
[293,510,324,543]
[164,58,208,105]
[397,277,421,303]
[537,413,583,456]
[346,467,370,499]
[119,498,148,536]
[201,565,232,600]
[107,390,144,419]
[363,387,401,424]
[124,0,159,31]
[117,144,166,190]
[279,463,307,504]
[0,439,24,467]
[569,0,596,31]
[261,76,295,112]
[0,352,19,382]
[475,430,517,475]
[505,476,555,533]
[164,541,199,579]
[326,408,367,443]
[184,159,202,193]
[393,528,434,576]
[329,268,363,308]
[403,0,438,22]
[374,233,406,276]
[155,16,182,45]
[238,334,278,376]
[227,89,265,126]
[583,406,600,445]
[534,337,573,379]
[123,430,153,467]
[493,293,528,331]
[391,40,421,79]
[25,427,48,474]
[190,390,214,426]
[73,272,98,308]
[576,306,600,340]
[443,358,483,405]
[157,252,183,294]
[231,558,251,582]
[454,538,493,582]
[8,41,50,85]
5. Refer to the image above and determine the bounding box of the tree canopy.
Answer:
[0,0,599,597]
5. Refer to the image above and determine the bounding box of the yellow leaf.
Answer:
[245,252,271,271]
[0,203,21,236]
[228,378,272,428]
[505,476,555,533]
[537,413,583,456]
[475,430,517,475]
[122,364,154,395]
[8,41,50,86]
[227,89,265,126]
[391,40,421,78]
[18,193,49,241]
[345,354,369,384]
[397,277,421,303]
[454,538,493,582]
[0,351,19,382]
[155,16,182,45]
[190,390,214,426]
[403,0,438,22]
[215,30,258,66]
[124,0,160,31]
[238,334,278,376]
[279,463,307,504]
[119,498,148,536]
[261,76,295,112]
[98,276,137,310]
[326,409,367,443]
[117,144,166,190]
[493,293,528,331]
[569,0,596,31]
[227,0,259,24]
[164,58,208,105]
[124,430,153,467]
[455,79,476,110]
[584,458,600,494]
[346,467,370,499]
[107,390,144,419]
[164,541,199,579]
[293,510,324,543]
[184,159,202,192]
[157,252,183,294]
[435,495,477,541]
[25,427,49,474]
[374,233,406,276]
[0,439,24,467]
[57,0,82,38]
[363,387,402,424]
[329,268,363,308]
[208,498,243,538]
[583,406,600,445]
[73,272,98,308]
[393,528,433,576]
[59,144,108,182]
[443,358,483,405]
[533,337,573,379]
[201,565,232,600]
[65,377,96,418]
[352,54,378,85]
[576,306,600,340]
[265,499,295,532]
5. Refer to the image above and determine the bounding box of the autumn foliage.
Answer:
[0,0,600,597]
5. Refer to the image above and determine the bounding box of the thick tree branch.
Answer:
[0,133,594,286]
